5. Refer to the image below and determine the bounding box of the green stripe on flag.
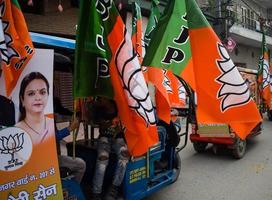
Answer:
[143,0,191,76]
[132,1,142,36]
[11,0,21,9]
[144,0,161,48]
[73,0,113,98]
[186,0,210,29]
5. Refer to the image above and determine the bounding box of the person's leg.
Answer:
[105,138,129,200]
[58,155,86,183]
[92,137,111,195]
[112,137,129,187]
[104,137,129,200]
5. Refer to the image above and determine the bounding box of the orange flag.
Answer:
[87,0,158,156]
[131,1,143,64]
[148,68,184,123]
[0,0,34,97]
[187,1,262,139]
[143,0,262,140]
[167,71,186,108]
[257,32,271,109]
[148,68,171,123]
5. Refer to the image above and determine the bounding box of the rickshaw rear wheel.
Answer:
[232,138,246,159]
[193,142,208,153]
[172,152,181,183]
[267,109,272,121]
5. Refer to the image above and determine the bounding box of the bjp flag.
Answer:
[257,32,271,109]
[74,0,158,156]
[131,1,143,64]
[0,0,34,97]
[143,0,261,139]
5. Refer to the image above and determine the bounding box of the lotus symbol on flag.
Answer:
[178,82,186,102]
[0,2,19,65]
[163,70,172,93]
[116,31,156,125]
[216,43,250,112]
[262,58,270,88]
[0,133,24,163]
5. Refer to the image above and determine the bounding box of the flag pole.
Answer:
[72,99,79,159]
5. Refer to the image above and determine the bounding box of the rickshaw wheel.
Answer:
[267,109,272,121]
[172,153,181,183]
[232,138,246,159]
[193,142,208,153]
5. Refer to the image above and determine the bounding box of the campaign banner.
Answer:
[0,49,63,199]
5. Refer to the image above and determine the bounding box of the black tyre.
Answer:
[193,142,208,153]
[232,138,246,159]
[267,110,272,121]
[172,153,181,183]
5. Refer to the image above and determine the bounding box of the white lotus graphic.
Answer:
[260,57,270,89]
[216,43,251,112]
[0,127,32,171]
[178,81,186,103]
[95,0,156,126]
[114,28,156,125]
[0,2,19,66]
[162,70,172,93]
[0,133,24,163]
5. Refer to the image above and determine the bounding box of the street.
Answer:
[146,117,272,200]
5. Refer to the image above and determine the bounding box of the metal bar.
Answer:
[30,32,75,49]
[190,134,234,145]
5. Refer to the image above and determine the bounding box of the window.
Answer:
[250,10,255,29]
[247,9,250,28]
[241,6,247,27]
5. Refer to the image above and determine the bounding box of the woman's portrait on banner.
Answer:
[0,49,63,200]
[15,72,54,145]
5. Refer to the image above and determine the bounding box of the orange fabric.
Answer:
[148,67,171,123]
[156,91,171,123]
[107,16,158,156]
[45,113,54,118]
[0,134,63,199]
[148,68,185,123]
[1,1,34,97]
[263,85,271,108]
[167,71,185,108]
[262,52,271,108]
[142,67,149,81]
[189,27,262,139]
[74,98,83,112]
[132,19,147,81]
[180,58,196,90]
[132,20,143,64]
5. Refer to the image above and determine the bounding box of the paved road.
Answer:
[146,117,272,200]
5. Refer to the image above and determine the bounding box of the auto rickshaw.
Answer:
[31,32,195,199]
[190,67,262,159]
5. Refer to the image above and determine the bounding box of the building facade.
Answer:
[21,0,272,111]
[199,0,272,69]
[124,0,272,70]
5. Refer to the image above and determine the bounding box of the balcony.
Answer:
[227,9,272,49]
